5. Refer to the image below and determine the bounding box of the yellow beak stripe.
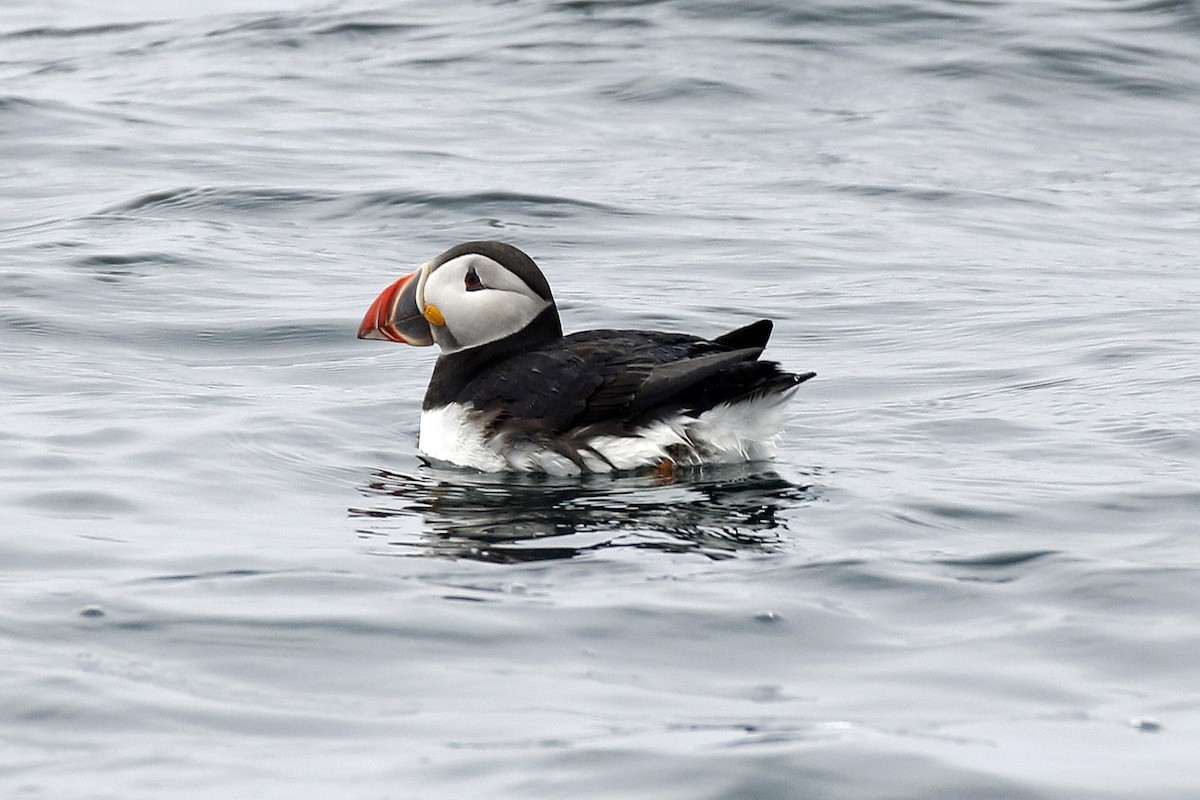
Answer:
[423,304,445,327]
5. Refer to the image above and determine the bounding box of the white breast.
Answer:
[418,389,796,475]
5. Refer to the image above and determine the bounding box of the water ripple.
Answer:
[600,76,755,103]
[3,0,1200,795]
[96,186,338,216]
[0,22,154,40]
[96,186,639,223]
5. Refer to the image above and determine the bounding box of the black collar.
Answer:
[423,305,563,409]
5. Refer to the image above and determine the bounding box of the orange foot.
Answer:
[655,458,677,483]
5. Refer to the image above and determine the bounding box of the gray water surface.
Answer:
[3,0,1200,797]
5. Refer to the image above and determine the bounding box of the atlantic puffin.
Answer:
[358,241,814,475]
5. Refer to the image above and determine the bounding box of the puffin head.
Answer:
[357,241,560,354]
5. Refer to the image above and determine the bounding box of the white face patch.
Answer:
[421,254,551,352]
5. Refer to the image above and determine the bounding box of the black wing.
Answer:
[445,320,810,434]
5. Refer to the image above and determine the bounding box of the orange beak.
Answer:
[357,269,434,346]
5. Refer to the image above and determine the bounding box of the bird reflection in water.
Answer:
[350,462,818,563]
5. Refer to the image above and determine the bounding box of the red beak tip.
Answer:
[358,269,434,347]
[358,326,395,342]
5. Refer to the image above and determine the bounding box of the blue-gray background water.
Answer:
[3,0,1199,796]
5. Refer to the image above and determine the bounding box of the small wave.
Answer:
[0,95,40,112]
[130,321,353,353]
[197,321,351,349]
[554,0,669,12]
[600,76,755,104]
[1099,421,1200,457]
[0,94,84,117]
[351,189,637,219]
[73,252,200,275]
[0,93,152,129]
[905,500,1022,527]
[96,186,638,224]
[312,21,423,38]
[0,22,153,40]
[0,311,60,336]
[202,14,301,39]
[1091,488,1200,515]
[202,11,424,48]
[18,488,140,518]
[901,4,1200,97]
[1011,41,1196,99]
[1096,0,1200,32]
[934,550,1058,568]
[96,186,339,216]
[134,568,271,584]
[678,0,975,28]
[7,315,350,355]
[824,182,1056,210]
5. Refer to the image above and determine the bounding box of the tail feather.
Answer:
[713,319,773,350]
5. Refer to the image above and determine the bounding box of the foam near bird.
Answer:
[358,242,814,474]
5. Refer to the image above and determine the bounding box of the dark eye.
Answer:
[464,266,484,292]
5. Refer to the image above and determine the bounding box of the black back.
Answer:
[424,318,814,436]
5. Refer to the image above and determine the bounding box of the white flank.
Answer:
[419,388,797,475]
[418,404,510,472]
